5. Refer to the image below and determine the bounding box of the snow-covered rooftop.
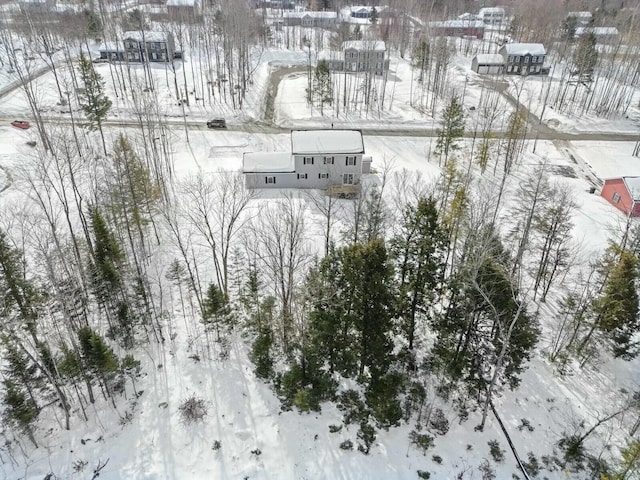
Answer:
[431,20,485,29]
[342,40,386,52]
[291,130,364,155]
[478,7,504,15]
[458,12,479,20]
[166,0,199,6]
[568,11,592,18]
[283,11,337,18]
[502,43,546,56]
[243,152,294,173]
[122,31,169,43]
[317,50,343,61]
[623,177,640,201]
[575,26,619,36]
[475,54,505,65]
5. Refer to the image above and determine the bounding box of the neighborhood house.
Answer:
[243,129,372,190]
[471,54,505,74]
[282,11,338,28]
[500,43,546,75]
[430,19,485,39]
[319,40,389,76]
[478,7,505,25]
[601,177,640,217]
[99,31,175,62]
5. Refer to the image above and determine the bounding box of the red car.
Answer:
[11,120,30,130]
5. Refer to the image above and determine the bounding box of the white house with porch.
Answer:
[243,130,372,190]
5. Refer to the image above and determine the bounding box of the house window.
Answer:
[151,52,158,60]
[613,192,621,203]
[265,176,276,184]
[324,156,334,164]
[377,62,381,68]
[343,173,354,185]
[319,173,329,179]
[508,55,513,63]
[516,56,521,63]
[303,157,314,165]
[377,52,382,58]
[524,56,529,63]
[297,173,308,179]
[346,156,356,166]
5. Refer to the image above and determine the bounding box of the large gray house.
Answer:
[282,11,338,28]
[319,40,389,76]
[243,129,372,190]
[499,43,546,75]
[98,31,175,63]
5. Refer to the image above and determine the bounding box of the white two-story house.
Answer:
[243,129,372,190]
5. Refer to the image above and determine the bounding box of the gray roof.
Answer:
[623,177,640,201]
[283,11,337,19]
[568,11,592,18]
[478,7,504,15]
[575,26,618,36]
[475,54,504,65]
[431,19,485,29]
[166,0,199,6]
[502,43,546,55]
[123,31,168,43]
[243,152,294,173]
[291,130,364,155]
[342,40,386,52]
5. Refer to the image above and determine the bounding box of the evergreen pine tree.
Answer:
[435,96,465,167]
[2,380,39,447]
[391,197,446,350]
[369,6,378,25]
[411,39,429,83]
[572,32,598,76]
[77,53,112,154]
[89,206,125,297]
[592,249,640,359]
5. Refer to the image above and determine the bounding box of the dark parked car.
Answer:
[207,118,227,129]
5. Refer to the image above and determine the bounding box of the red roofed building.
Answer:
[601,177,640,216]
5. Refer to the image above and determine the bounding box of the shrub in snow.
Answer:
[410,430,434,454]
[522,452,541,477]
[417,470,431,479]
[478,459,495,480]
[517,418,535,432]
[429,408,449,435]
[431,455,442,464]
[179,395,208,424]
[357,421,376,454]
[251,327,274,380]
[339,440,354,450]
[488,440,505,463]
[293,388,315,413]
[365,372,404,429]
[337,390,369,425]
[329,424,342,433]
[73,459,88,472]
[212,440,222,451]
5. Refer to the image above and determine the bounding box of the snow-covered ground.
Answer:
[2,21,640,480]
[2,121,638,479]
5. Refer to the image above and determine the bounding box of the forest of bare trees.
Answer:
[1,0,640,478]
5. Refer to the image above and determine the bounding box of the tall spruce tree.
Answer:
[572,32,598,76]
[592,249,640,359]
[412,39,430,83]
[391,197,446,350]
[77,53,112,155]
[435,96,465,167]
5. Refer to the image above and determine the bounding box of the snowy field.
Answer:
[1,119,639,479]
[2,17,640,479]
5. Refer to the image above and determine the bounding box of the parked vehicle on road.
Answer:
[207,118,227,129]
[11,120,30,129]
